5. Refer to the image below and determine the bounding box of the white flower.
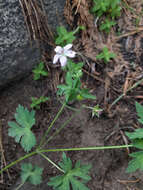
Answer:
[53,44,76,67]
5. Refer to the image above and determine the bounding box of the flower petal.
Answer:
[60,56,67,67]
[64,50,76,58]
[53,54,60,64]
[64,44,72,51]
[54,46,63,54]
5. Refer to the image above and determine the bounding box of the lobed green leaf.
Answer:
[48,153,91,190]
[8,105,36,152]
[21,163,43,185]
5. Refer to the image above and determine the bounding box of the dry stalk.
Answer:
[19,0,54,47]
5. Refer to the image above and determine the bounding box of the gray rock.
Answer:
[0,0,66,88]
[44,0,67,31]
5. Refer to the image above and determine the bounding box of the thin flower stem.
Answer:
[39,144,133,152]
[110,78,143,108]
[15,181,25,190]
[38,102,66,148]
[82,105,93,110]
[44,107,82,145]
[73,26,81,34]
[0,151,37,174]
[0,144,133,174]
[38,152,64,173]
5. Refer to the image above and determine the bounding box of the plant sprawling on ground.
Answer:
[1,1,143,188]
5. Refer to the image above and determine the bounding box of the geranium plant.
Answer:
[0,25,141,190]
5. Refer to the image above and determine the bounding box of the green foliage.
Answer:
[77,89,96,101]
[55,26,85,46]
[32,62,48,80]
[48,152,91,190]
[126,102,143,149]
[126,128,143,149]
[31,96,50,109]
[135,101,143,124]
[8,105,36,152]
[67,60,83,79]
[110,0,121,19]
[126,129,143,141]
[126,151,143,173]
[91,0,121,32]
[83,104,103,118]
[91,0,109,17]
[96,46,116,63]
[91,105,103,118]
[100,19,116,33]
[125,102,143,173]
[91,0,121,19]
[21,163,43,185]
[57,61,96,103]
[57,71,81,103]
[57,69,96,103]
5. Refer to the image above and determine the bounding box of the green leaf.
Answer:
[80,89,96,100]
[32,62,48,80]
[135,102,143,124]
[70,177,90,190]
[100,19,116,33]
[67,60,83,79]
[55,26,75,46]
[55,26,83,46]
[96,47,116,63]
[133,139,143,149]
[126,128,143,150]
[91,0,110,17]
[126,128,143,140]
[125,102,143,144]
[48,153,91,190]
[65,72,73,87]
[125,102,143,173]
[126,151,143,173]
[21,163,43,185]
[8,105,36,152]
[91,0,121,19]
[30,96,50,109]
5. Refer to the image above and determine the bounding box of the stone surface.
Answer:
[0,0,66,88]
[44,0,67,30]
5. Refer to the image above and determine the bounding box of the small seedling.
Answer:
[83,104,103,118]
[91,0,121,32]
[109,0,121,19]
[8,105,36,152]
[48,152,91,190]
[31,96,50,109]
[91,0,109,17]
[32,62,48,80]
[55,26,85,46]
[92,105,103,117]
[91,0,121,19]
[100,19,116,33]
[96,46,116,63]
